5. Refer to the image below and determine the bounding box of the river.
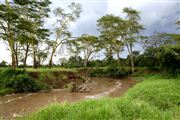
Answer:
[0,77,136,120]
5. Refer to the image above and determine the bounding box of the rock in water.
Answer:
[13,113,23,118]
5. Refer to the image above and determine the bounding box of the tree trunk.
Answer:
[11,51,16,69]
[130,54,134,73]
[129,44,134,73]
[15,44,18,67]
[48,48,56,68]
[8,40,16,69]
[126,43,134,73]
[117,52,120,64]
[33,45,38,69]
[37,56,41,68]
[23,44,29,67]
[84,59,87,68]
[7,20,16,69]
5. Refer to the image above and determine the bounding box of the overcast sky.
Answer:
[0,0,179,64]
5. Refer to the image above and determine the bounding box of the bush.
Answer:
[0,68,43,95]
[136,47,160,71]
[106,66,131,78]
[0,68,26,88]
[89,68,106,77]
[89,66,132,78]
[158,45,180,77]
[13,74,40,93]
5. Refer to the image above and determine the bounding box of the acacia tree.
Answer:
[25,0,51,68]
[48,2,82,68]
[70,35,100,68]
[0,0,51,68]
[97,8,143,72]
[15,0,50,68]
[97,14,124,64]
[0,0,20,68]
[121,8,143,73]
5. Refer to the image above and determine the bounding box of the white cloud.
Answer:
[0,42,10,63]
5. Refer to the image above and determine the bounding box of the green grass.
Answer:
[0,67,77,72]
[25,67,77,73]
[19,74,180,120]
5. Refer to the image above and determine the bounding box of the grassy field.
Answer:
[19,74,180,120]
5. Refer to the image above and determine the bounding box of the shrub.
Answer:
[0,68,44,95]
[158,45,180,77]
[136,47,160,71]
[89,68,106,77]
[106,66,131,78]
[89,66,132,78]
[13,74,40,93]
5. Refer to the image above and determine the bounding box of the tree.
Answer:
[121,8,143,73]
[48,2,82,68]
[69,35,100,68]
[24,0,51,68]
[0,1,20,68]
[142,32,173,49]
[97,14,124,64]
[97,8,143,72]
[14,0,51,68]
[0,0,51,68]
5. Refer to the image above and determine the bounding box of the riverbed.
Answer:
[0,77,136,120]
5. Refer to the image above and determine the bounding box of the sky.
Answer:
[0,0,179,64]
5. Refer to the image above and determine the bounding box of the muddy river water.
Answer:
[0,77,136,120]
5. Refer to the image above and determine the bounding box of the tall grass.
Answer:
[19,74,180,120]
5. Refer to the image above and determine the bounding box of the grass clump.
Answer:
[20,74,180,120]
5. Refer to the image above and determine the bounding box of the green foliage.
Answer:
[106,66,132,78]
[0,60,8,67]
[68,35,100,68]
[0,0,51,68]
[137,47,160,70]
[89,68,106,77]
[89,66,132,78]
[20,74,180,120]
[48,2,82,67]
[0,68,43,95]
[0,88,14,96]
[12,74,40,93]
[158,45,180,77]
[62,56,84,68]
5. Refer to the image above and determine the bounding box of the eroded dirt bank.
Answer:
[0,77,136,120]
